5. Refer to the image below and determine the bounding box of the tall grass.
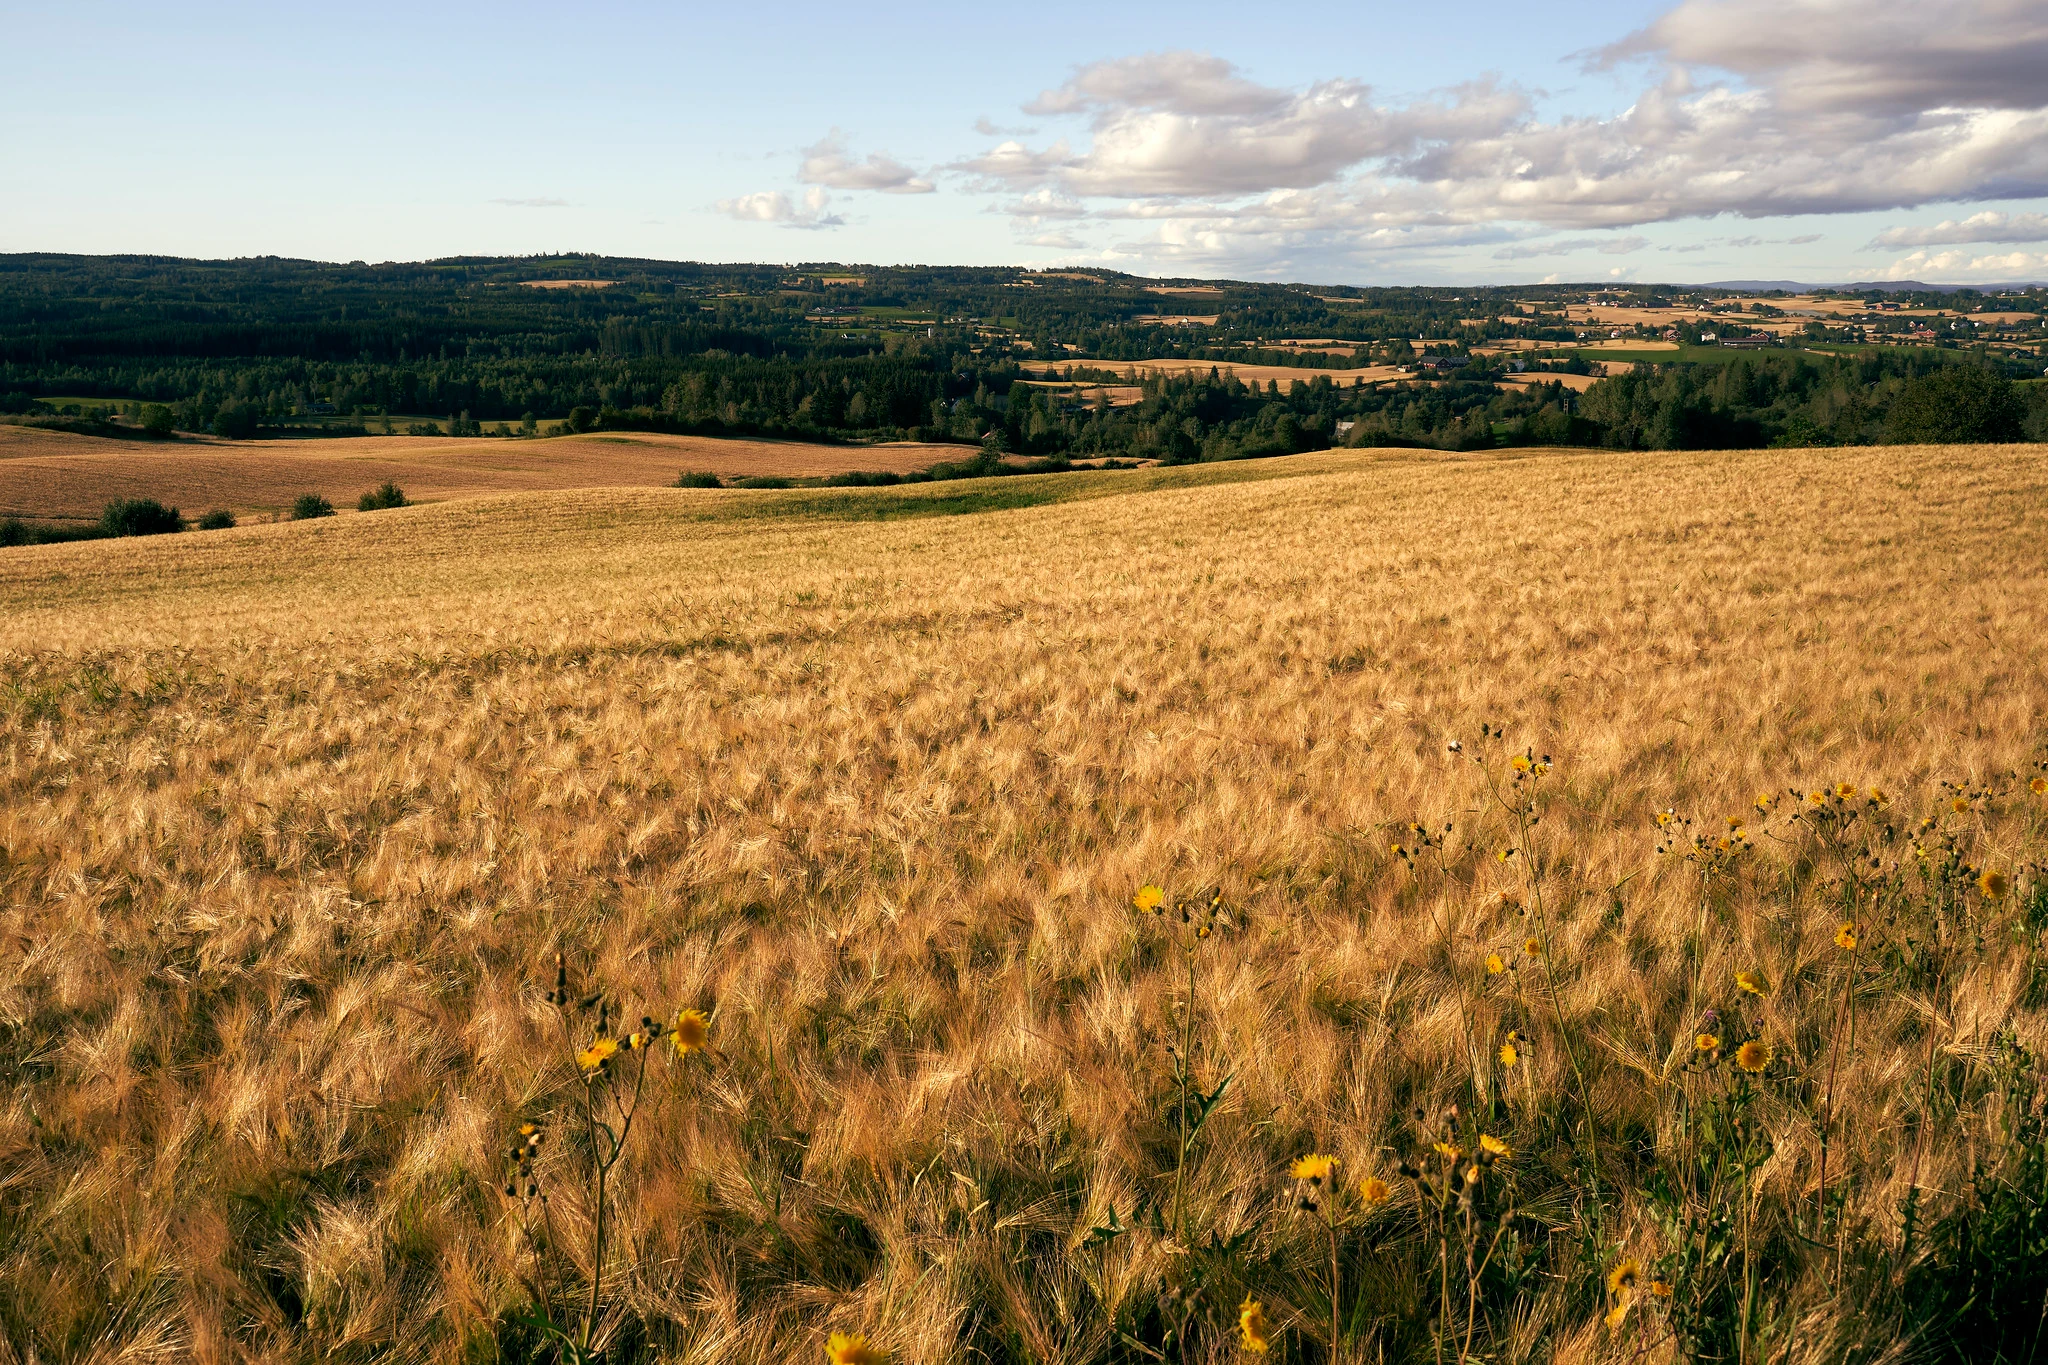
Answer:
[0,443,2045,1363]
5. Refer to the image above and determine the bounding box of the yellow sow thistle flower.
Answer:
[1953,795,1972,813]
[1652,1279,1675,1299]
[826,1331,885,1365]
[1290,1153,1338,1184]
[1695,1032,1721,1054]
[2032,776,2048,796]
[1978,868,2009,901]
[1656,809,1676,828]
[1359,1176,1390,1205]
[1835,782,1858,802]
[1836,921,1859,950]
[1736,1039,1773,1074]
[1735,970,1768,996]
[1239,1297,1272,1354]
[1605,1259,1639,1329]
[1479,1133,1511,1159]
[1512,754,1533,774]
[1499,1039,1519,1068]
[672,1009,711,1056]
[576,1036,620,1073]
[1523,935,1544,959]
[1485,952,1506,976]
[1133,884,1165,914]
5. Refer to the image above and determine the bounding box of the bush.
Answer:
[357,482,407,511]
[0,518,108,547]
[565,406,598,434]
[405,422,443,437]
[290,493,335,520]
[733,476,793,489]
[824,470,903,487]
[676,471,723,488]
[140,405,177,439]
[198,509,236,531]
[211,404,261,440]
[1886,366,2026,444]
[99,499,183,537]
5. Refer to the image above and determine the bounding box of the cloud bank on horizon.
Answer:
[720,0,2048,284]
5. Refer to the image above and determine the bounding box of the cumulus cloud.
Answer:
[950,3,2048,273]
[715,186,844,230]
[1879,247,2048,280]
[1869,210,2048,248]
[800,132,934,194]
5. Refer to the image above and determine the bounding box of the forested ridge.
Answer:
[3,253,2044,458]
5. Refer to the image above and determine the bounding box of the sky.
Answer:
[6,0,2048,287]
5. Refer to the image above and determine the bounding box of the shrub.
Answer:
[676,471,723,488]
[733,476,793,489]
[290,493,335,520]
[357,482,407,511]
[211,404,261,440]
[140,405,177,439]
[406,422,443,437]
[824,470,903,487]
[99,498,183,537]
[198,509,236,531]
[565,406,598,434]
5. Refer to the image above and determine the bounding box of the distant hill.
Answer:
[1704,278,2043,294]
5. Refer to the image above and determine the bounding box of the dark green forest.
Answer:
[2,253,2044,462]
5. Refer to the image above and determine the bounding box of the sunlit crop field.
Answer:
[0,426,935,523]
[2,443,2046,1364]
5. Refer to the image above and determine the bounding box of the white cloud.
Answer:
[1493,234,1649,259]
[800,132,934,194]
[490,197,568,208]
[950,5,2048,273]
[1869,210,2048,248]
[1879,247,2048,279]
[714,186,845,230]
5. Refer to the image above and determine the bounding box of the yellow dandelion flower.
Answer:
[1485,952,1506,975]
[1736,1039,1773,1074]
[1359,1176,1390,1205]
[671,1008,711,1056]
[576,1037,619,1073]
[1835,921,1858,950]
[2031,775,2048,796]
[1479,1133,1511,1158]
[1133,884,1165,914]
[826,1332,886,1365]
[1523,935,1544,959]
[1290,1153,1338,1184]
[1735,970,1768,996]
[1978,868,2009,901]
[1695,1032,1720,1053]
[1239,1297,1272,1354]
[1606,1259,1639,1296]
[1499,1039,1519,1068]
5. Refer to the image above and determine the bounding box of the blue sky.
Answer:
[6,0,2048,286]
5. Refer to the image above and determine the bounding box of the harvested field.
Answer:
[4,443,2048,1362]
[519,279,615,289]
[1497,370,1601,392]
[0,427,939,522]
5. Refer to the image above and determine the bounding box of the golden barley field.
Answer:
[0,426,933,523]
[3,442,2047,1365]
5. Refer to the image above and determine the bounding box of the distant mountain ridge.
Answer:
[1702,278,2044,294]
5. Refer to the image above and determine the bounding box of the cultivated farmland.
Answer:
[0,427,938,523]
[2,443,2046,1363]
